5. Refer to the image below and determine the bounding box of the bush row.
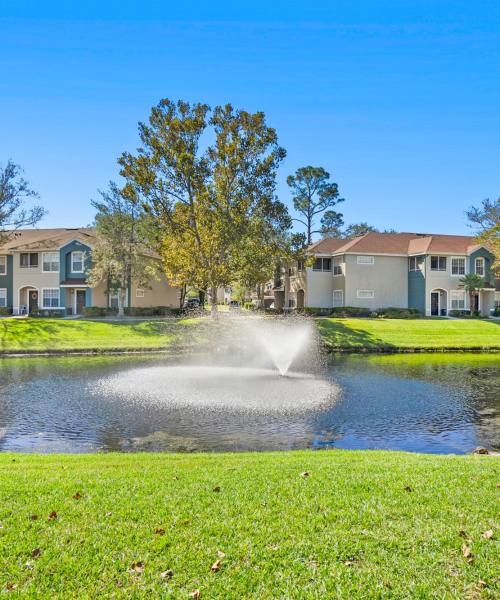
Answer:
[303,306,422,319]
[82,306,184,317]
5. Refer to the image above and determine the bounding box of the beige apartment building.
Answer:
[0,228,179,315]
[275,232,498,316]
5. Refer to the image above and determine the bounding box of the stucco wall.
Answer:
[12,252,60,311]
[130,275,180,308]
[306,269,334,308]
[344,254,408,309]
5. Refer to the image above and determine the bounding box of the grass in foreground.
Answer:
[0,451,498,598]
[317,317,500,350]
[0,317,202,352]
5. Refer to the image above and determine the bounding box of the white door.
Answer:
[333,290,344,307]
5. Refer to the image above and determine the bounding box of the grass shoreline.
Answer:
[1,450,498,598]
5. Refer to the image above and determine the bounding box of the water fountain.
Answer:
[91,314,339,414]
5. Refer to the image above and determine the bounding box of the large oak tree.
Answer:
[118,99,290,315]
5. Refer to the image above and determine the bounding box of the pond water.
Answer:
[0,353,498,454]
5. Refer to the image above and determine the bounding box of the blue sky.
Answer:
[1,1,498,237]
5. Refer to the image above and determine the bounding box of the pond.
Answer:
[0,353,498,454]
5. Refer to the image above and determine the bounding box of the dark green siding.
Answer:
[59,240,92,283]
[469,248,494,284]
[0,255,14,307]
[408,270,426,313]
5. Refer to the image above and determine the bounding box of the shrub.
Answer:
[304,307,333,316]
[82,306,117,317]
[449,309,472,318]
[243,301,255,310]
[330,306,372,318]
[30,309,65,318]
[0,307,12,316]
[376,307,421,319]
[124,306,184,317]
[493,307,500,317]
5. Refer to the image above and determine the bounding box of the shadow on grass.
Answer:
[316,319,396,350]
[0,318,61,349]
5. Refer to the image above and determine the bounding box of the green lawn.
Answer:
[317,317,500,350]
[0,316,499,353]
[0,317,202,352]
[0,451,498,598]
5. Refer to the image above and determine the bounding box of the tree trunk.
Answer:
[179,284,187,309]
[199,289,206,306]
[117,287,126,318]
[210,286,218,318]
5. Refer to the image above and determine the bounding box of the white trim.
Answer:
[0,255,7,276]
[332,257,343,276]
[0,288,7,308]
[356,289,375,299]
[16,285,39,315]
[42,251,60,273]
[474,257,485,276]
[450,290,466,310]
[136,288,145,298]
[41,287,61,309]
[450,256,466,277]
[59,283,89,288]
[71,251,84,273]
[430,255,447,272]
[356,255,374,265]
[333,289,344,307]
[430,288,448,316]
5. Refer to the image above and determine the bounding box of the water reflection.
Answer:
[0,353,498,454]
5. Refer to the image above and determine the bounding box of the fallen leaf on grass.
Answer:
[129,561,145,573]
[6,583,17,591]
[213,486,221,493]
[300,472,310,478]
[190,590,200,598]
[477,579,488,589]
[462,544,472,558]
[160,569,173,579]
[105,512,112,517]
[344,560,356,567]
[403,486,413,493]
[211,559,222,572]
[29,515,38,521]
[217,550,225,558]
[482,529,493,539]
[72,492,82,500]
[458,530,468,539]
[31,548,41,558]
[25,561,33,570]
[154,528,166,535]
[48,511,58,520]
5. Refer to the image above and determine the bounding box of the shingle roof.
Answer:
[309,232,487,256]
[0,228,95,251]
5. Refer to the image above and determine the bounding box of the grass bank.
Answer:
[0,451,497,598]
[317,317,500,351]
[0,317,202,353]
[0,316,499,354]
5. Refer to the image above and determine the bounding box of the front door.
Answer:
[473,294,479,313]
[28,290,38,313]
[76,290,86,315]
[431,292,439,316]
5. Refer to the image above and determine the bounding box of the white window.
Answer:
[297,260,305,272]
[20,253,38,268]
[333,290,343,307]
[430,256,447,271]
[451,257,465,276]
[333,257,343,276]
[313,257,332,271]
[42,288,60,308]
[71,251,84,273]
[0,256,6,275]
[357,290,375,299]
[450,290,465,310]
[0,289,7,308]
[475,257,485,276]
[136,289,145,298]
[357,255,374,265]
[409,256,425,272]
[42,252,60,272]
[495,292,500,308]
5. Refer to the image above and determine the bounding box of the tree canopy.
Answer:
[287,166,344,245]
[118,99,294,314]
[467,198,499,273]
[0,160,45,241]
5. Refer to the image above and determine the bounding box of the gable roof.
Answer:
[0,228,95,251]
[308,232,488,256]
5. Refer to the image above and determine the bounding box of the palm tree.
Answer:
[459,273,485,314]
